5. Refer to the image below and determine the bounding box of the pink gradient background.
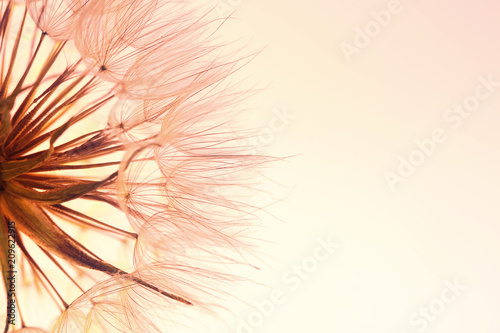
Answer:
[220,0,500,332]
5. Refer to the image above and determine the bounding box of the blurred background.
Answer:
[209,0,500,332]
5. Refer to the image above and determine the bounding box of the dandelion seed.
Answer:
[0,0,270,331]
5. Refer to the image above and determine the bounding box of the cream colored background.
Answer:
[217,0,500,332]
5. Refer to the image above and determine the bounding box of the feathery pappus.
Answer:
[0,0,271,331]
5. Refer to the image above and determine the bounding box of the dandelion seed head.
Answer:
[0,0,270,331]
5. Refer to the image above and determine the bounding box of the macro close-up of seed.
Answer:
[7,1,496,333]
[0,0,274,331]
